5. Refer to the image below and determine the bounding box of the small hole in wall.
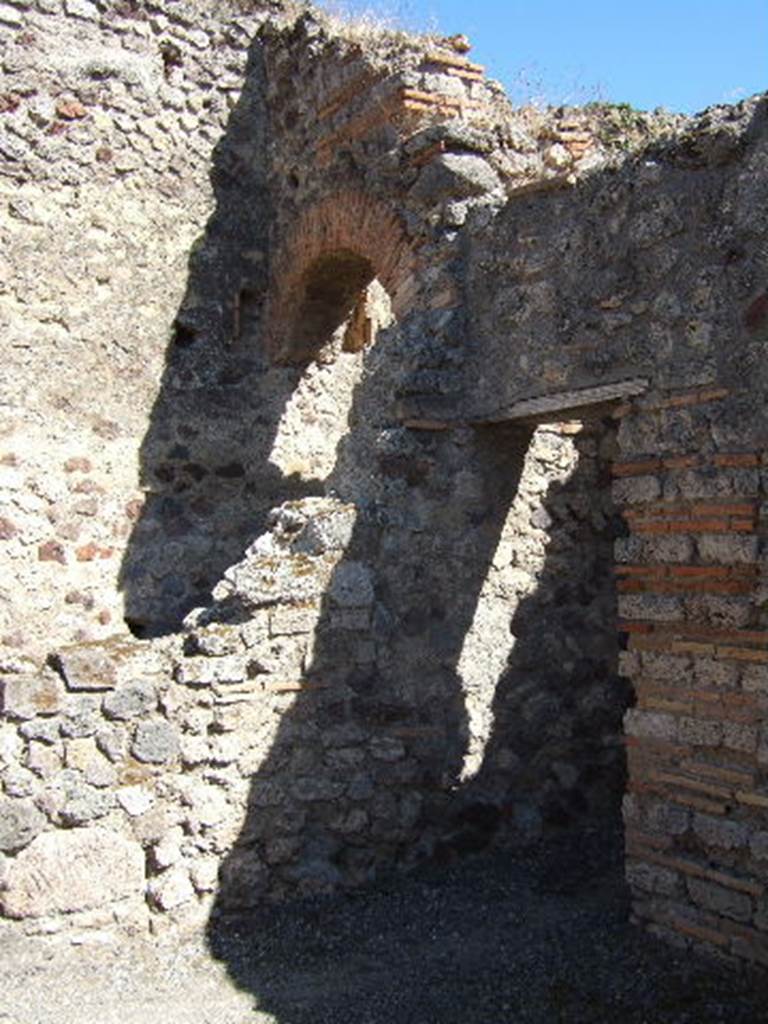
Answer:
[124,617,151,639]
[160,41,183,76]
[172,321,197,347]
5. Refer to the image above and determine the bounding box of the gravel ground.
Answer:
[1,836,766,1024]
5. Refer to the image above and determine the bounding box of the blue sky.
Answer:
[319,0,766,114]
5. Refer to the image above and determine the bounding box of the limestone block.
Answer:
[693,658,739,689]
[185,625,243,657]
[264,835,301,865]
[269,603,320,636]
[0,674,65,720]
[723,722,758,753]
[684,595,751,629]
[180,734,210,767]
[96,724,129,763]
[64,737,99,772]
[217,848,266,908]
[26,742,62,779]
[697,534,759,564]
[152,826,184,870]
[189,857,219,893]
[0,723,22,771]
[64,0,99,18]
[291,776,345,802]
[618,593,683,622]
[624,709,678,742]
[291,502,356,555]
[0,828,145,919]
[214,552,336,610]
[209,733,242,765]
[329,808,368,834]
[612,474,662,505]
[240,614,270,649]
[0,798,46,853]
[330,608,370,631]
[179,780,229,828]
[116,785,155,817]
[131,719,179,764]
[53,646,118,691]
[174,656,246,687]
[678,716,722,747]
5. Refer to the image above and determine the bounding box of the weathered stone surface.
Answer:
[412,153,502,201]
[131,720,180,765]
[213,552,335,610]
[53,646,118,691]
[0,828,144,919]
[27,740,63,781]
[693,814,748,851]
[57,779,115,826]
[2,766,37,799]
[96,724,129,763]
[626,860,678,896]
[19,719,60,744]
[174,656,247,687]
[59,697,100,738]
[103,680,157,721]
[152,826,185,870]
[328,562,374,608]
[687,877,752,923]
[0,799,46,853]
[116,785,155,817]
[147,866,195,911]
[0,675,65,720]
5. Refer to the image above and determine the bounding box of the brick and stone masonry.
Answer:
[1,0,768,971]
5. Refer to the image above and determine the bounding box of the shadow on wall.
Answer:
[203,409,630,1020]
[118,35,324,637]
[447,421,631,872]
[119,26,628,1017]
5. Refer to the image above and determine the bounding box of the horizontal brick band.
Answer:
[612,450,762,477]
[620,621,768,649]
[626,841,764,897]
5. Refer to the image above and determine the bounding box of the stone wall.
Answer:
[465,100,768,967]
[0,418,621,936]
[1,0,768,972]
[1,0,285,653]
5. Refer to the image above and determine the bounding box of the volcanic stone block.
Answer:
[131,719,180,764]
[0,798,46,853]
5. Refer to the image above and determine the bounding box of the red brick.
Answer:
[713,453,760,468]
[38,540,66,564]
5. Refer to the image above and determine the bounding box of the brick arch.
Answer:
[266,189,417,363]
